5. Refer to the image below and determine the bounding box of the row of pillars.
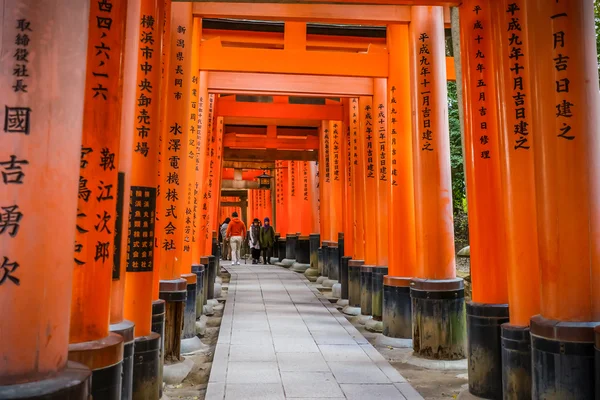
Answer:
[267,2,600,399]
[1,1,224,399]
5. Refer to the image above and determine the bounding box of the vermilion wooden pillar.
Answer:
[329,120,344,243]
[350,98,366,261]
[300,161,312,236]
[68,1,128,397]
[409,6,465,361]
[309,161,320,234]
[192,71,209,268]
[319,122,331,242]
[0,1,92,397]
[359,97,378,266]
[119,0,166,397]
[459,1,509,397]
[276,160,289,235]
[373,78,389,267]
[526,0,600,397]
[199,94,216,255]
[342,100,354,257]
[158,1,193,363]
[487,1,541,397]
[382,24,417,341]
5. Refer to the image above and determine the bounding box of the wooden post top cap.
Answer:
[348,260,365,267]
[181,273,197,285]
[383,276,412,287]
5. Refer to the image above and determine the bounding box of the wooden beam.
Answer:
[224,148,319,161]
[224,116,321,127]
[221,189,248,198]
[224,125,319,136]
[199,37,388,77]
[216,99,343,120]
[223,160,275,169]
[203,30,385,52]
[221,201,247,207]
[194,2,411,24]
[208,72,374,96]
[224,134,320,150]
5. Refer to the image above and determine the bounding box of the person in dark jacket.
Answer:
[220,218,231,260]
[260,217,275,264]
[249,218,262,264]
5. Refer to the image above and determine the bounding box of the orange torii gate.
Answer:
[2,1,600,400]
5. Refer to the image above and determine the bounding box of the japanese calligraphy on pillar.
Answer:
[290,161,296,197]
[127,187,156,272]
[550,2,574,141]
[333,124,340,181]
[162,17,189,253]
[389,87,399,186]
[127,2,161,274]
[352,99,359,168]
[75,0,125,269]
[303,162,309,201]
[418,32,434,152]
[377,102,387,181]
[324,127,330,183]
[472,4,492,158]
[200,95,215,242]
[503,2,532,148]
[365,104,375,178]
[346,124,352,187]
[0,17,33,285]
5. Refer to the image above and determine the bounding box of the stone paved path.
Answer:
[206,262,423,400]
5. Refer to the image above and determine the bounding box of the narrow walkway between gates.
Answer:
[206,262,422,400]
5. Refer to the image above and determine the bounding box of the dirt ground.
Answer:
[163,273,230,400]
[349,317,468,400]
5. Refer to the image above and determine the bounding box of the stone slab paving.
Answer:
[206,262,424,400]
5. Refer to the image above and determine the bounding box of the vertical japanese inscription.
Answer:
[505,2,532,149]
[472,4,492,158]
[303,162,309,202]
[324,127,330,183]
[162,20,188,253]
[365,104,375,178]
[389,87,399,186]
[377,102,387,181]
[75,0,123,269]
[550,2,574,141]
[127,187,156,272]
[333,124,340,182]
[418,32,433,152]
[1,18,35,286]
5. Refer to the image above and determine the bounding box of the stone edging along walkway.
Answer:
[205,263,424,400]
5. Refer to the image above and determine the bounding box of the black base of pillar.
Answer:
[159,279,187,363]
[183,276,197,339]
[317,247,324,276]
[341,256,351,300]
[110,320,135,400]
[348,260,364,308]
[286,234,298,261]
[371,266,388,321]
[132,332,161,400]
[321,243,330,277]
[151,300,165,399]
[360,265,374,316]
[383,277,412,339]
[277,238,287,264]
[531,315,596,399]
[327,243,340,282]
[501,324,532,400]
[91,359,123,400]
[295,236,310,264]
[310,234,320,270]
[191,264,205,319]
[207,256,217,300]
[466,302,509,399]
[0,362,91,399]
[410,278,466,360]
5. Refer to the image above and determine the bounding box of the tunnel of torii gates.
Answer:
[1,0,600,399]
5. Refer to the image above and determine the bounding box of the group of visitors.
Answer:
[219,212,275,265]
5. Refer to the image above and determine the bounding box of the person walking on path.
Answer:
[260,217,275,264]
[226,212,246,265]
[249,218,262,264]
[219,218,231,261]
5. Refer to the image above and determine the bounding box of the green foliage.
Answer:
[596,1,600,82]
[447,81,469,249]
